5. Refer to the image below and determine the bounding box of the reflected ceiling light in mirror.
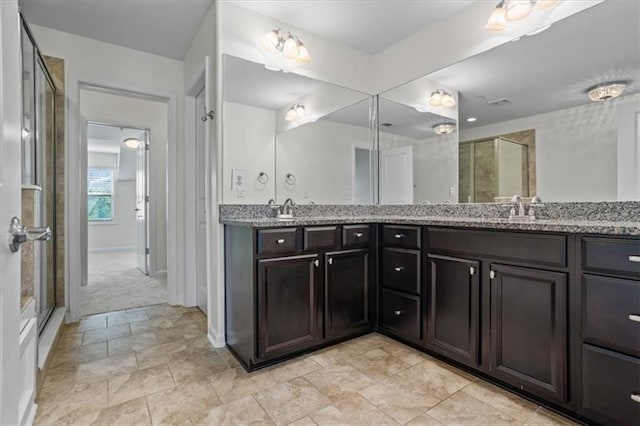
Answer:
[123,138,141,149]
[587,82,626,102]
[506,0,533,21]
[429,89,456,108]
[261,29,312,64]
[485,1,507,31]
[285,104,306,122]
[486,0,560,31]
[432,123,456,136]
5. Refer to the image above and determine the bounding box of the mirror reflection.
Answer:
[222,55,373,205]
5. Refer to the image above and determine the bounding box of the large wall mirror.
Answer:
[222,55,374,205]
[379,0,639,204]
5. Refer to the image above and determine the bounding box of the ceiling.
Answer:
[19,0,213,60]
[228,0,474,54]
[87,123,144,180]
[426,1,640,130]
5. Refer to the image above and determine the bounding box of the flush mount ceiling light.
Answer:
[261,29,311,64]
[123,138,141,149]
[285,104,306,122]
[433,123,456,136]
[466,117,477,122]
[587,82,627,102]
[429,89,456,108]
[485,0,560,31]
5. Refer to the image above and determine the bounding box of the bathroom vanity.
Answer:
[224,216,640,425]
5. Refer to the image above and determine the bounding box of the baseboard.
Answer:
[151,270,167,278]
[88,246,136,253]
[22,401,37,426]
[208,326,225,348]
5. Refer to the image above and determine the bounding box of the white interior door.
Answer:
[136,131,149,274]
[195,88,208,314]
[380,146,414,204]
[1,1,31,423]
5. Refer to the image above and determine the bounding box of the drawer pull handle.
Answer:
[631,393,640,404]
[393,310,403,316]
[354,232,363,238]
[490,270,496,279]
[394,233,404,239]
[469,267,475,276]
[394,267,404,272]
[629,255,640,263]
[276,239,285,244]
[629,314,640,323]
[328,258,333,265]
[314,260,319,267]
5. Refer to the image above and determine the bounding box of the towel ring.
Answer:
[258,172,269,184]
[285,173,296,185]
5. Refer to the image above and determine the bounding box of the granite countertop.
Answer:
[220,215,640,236]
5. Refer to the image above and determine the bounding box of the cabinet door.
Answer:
[427,255,479,367]
[325,250,370,339]
[490,264,568,403]
[257,255,320,359]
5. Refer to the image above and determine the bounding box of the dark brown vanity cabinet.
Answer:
[426,254,480,368]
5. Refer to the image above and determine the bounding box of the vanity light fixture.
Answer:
[433,123,456,136]
[486,0,560,31]
[285,104,306,122]
[261,29,312,64]
[587,82,626,102]
[123,138,141,149]
[429,89,456,108]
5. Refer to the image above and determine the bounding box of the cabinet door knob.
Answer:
[276,239,285,244]
[328,258,333,265]
[490,270,496,279]
[354,232,363,238]
[394,267,404,272]
[313,259,319,267]
[469,266,475,276]
[394,233,404,239]
[629,255,640,263]
[393,310,402,316]
[631,393,640,404]
[629,314,640,323]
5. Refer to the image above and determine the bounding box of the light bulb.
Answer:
[441,92,457,108]
[429,90,442,107]
[537,0,558,10]
[285,106,297,122]
[485,2,507,31]
[296,43,312,64]
[505,0,533,21]
[282,34,299,60]
[295,104,306,119]
[261,29,280,52]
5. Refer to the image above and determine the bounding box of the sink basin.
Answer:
[508,215,535,222]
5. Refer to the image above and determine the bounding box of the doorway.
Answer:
[83,122,166,315]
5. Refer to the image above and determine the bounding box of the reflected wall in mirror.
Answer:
[379,76,459,204]
[222,54,374,205]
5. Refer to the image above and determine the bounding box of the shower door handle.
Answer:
[9,216,52,253]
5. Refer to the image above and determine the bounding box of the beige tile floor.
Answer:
[36,304,579,425]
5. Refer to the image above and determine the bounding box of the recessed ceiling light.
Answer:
[466,117,477,122]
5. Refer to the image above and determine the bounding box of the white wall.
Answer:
[87,151,137,251]
[223,102,275,204]
[460,94,640,202]
[80,90,168,272]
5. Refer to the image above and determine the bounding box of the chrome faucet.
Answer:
[511,195,526,218]
[508,194,544,220]
[279,198,295,218]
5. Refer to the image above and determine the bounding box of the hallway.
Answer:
[83,250,167,316]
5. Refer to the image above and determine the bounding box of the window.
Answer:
[88,167,114,221]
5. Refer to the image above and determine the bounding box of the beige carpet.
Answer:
[82,250,167,316]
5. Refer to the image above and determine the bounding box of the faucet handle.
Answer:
[530,195,544,206]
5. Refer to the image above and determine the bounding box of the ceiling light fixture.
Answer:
[285,104,306,122]
[433,123,457,136]
[485,0,560,31]
[466,117,477,122]
[123,138,141,149]
[261,29,312,64]
[587,82,626,102]
[429,89,456,108]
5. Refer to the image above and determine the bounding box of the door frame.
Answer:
[67,82,179,322]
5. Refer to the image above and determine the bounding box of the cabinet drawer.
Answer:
[581,344,640,425]
[304,226,339,251]
[343,225,370,247]
[583,274,640,357]
[582,237,640,279]
[257,228,298,255]
[382,248,420,294]
[429,228,566,268]
[381,289,420,341]
[381,225,421,249]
